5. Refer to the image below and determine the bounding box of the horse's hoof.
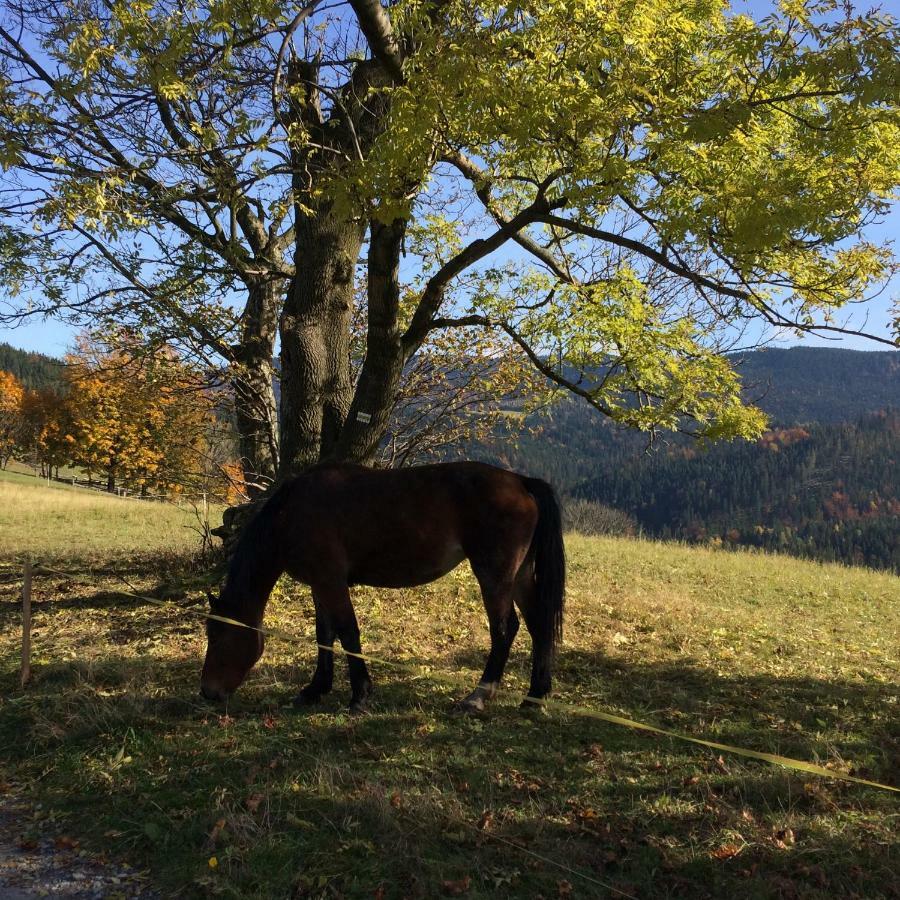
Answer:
[520,696,549,715]
[348,695,372,716]
[453,697,486,715]
[292,690,323,708]
[348,682,374,716]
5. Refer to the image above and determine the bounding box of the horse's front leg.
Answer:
[312,581,373,714]
[293,590,336,707]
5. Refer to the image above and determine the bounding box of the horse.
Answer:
[200,461,565,714]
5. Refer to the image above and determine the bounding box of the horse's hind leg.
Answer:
[514,558,554,705]
[458,566,520,713]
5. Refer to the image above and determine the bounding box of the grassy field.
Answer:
[0,465,214,562]
[0,474,897,898]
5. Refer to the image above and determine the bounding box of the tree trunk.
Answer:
[332,217,407,464]
[107,470,116,493]
[278,204,365,477]
[230,277,281,496]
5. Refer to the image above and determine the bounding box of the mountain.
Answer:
[729,347,900,424]
[0,342,65,391]
[473,347,900,489]
[573,411,899,572]
[470,348,900,572]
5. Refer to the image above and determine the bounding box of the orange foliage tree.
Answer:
[19,386,72,476]
[64,336,219,494]
[0,369,24,468]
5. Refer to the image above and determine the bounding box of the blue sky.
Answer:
[2,208,896,358]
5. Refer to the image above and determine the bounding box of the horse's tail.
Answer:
[521,476,566,652]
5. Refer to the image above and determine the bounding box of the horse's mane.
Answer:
[219,478,299,615]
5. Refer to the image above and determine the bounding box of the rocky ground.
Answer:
[0,784,157,899]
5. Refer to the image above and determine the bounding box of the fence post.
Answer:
[21,561,32,687]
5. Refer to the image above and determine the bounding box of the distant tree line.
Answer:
[0,336,243,502]
[0,342,64,391]
[571,412,899,572]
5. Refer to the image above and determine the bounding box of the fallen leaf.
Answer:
[208,818,227,847]
[773,827,795,850]
[477,810,494,831]
[54,835,79,850]
[245,794,263,813]
[208,856,218,869]
[557,879,573,897]
[441,875,471,895]
[711,843,743,860]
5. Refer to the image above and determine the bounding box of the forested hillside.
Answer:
[473,348,900,572]
[732,347,900,424]
[0,342,64,391]
[574,412,899,571]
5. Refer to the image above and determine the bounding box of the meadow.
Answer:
[0,473,897,898]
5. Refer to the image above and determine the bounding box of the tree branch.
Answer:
[402,195,567,356]
[347,0,405,81]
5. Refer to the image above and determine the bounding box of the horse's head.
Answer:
[200,591,265,702]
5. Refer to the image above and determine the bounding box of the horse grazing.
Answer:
[200,461,565,714]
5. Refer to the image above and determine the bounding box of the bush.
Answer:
[563,498,637,536]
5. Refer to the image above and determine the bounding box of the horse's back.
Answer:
[282,461,539,588]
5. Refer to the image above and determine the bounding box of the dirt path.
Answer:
[0,786,157,899]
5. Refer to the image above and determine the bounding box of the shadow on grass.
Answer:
[2,638,898,900]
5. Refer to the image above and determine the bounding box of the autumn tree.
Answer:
[19,385,73,476]
[0,368,24,467]
[1,0,897,516]
[64,336,218,494]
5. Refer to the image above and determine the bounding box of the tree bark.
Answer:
[332,217,407,464]
[278,203,365,476]
[230,277,281,495]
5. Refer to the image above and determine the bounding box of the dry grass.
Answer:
[0,477,898,898]
[0,467,217,562]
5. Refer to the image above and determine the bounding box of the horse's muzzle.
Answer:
[199,684,229,703]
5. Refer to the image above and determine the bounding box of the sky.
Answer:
[2,210,896,358]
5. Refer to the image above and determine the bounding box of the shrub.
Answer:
[563,498,637,537]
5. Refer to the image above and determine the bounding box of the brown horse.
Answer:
[200,461,565,713]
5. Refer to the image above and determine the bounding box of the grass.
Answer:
[0,476,898,898]
[0,465,216,562]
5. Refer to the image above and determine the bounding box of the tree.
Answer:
[63,335,218,494]
[1,0,897,504]
[0,368,24,467]
[19,385,72,476]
